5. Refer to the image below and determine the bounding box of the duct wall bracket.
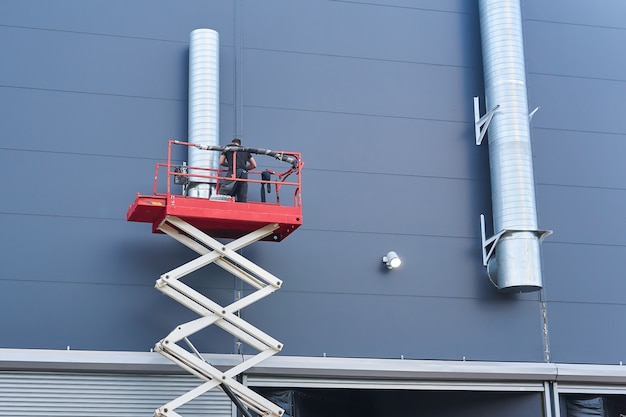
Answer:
[474,96,499,146]
[480,214,553,267]
[529,106,540,122]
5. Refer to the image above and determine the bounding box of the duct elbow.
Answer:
[487,232,544,293]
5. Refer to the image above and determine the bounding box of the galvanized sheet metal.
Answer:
[187,28,220,197]
[478,0,544,292]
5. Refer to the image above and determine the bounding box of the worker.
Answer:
[219,138,257,202]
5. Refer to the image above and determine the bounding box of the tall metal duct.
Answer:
[187,29,220,198]
[476,0,551,293]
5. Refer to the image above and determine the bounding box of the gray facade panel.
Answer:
[537,184,626,245]
[301,170,486,238]
[522,0,626,29]
[528,74,626,135]
[320,1,476,14]
[0,25,187,100]
[1,87,187,159]
[0,214,237,351]
[242,290,544,361]
[544,302,626,365]
[533,129,626,189]
[0,277,237,352]
[1,150,154,218]
[242,48,481,122]
[542,242,626,305]
[522,0,626,366]
[0,0,531,363]
[249,230,493,299]
[0,0,235,44]
[2,0,623,372]
[243,106,489,180]
[242,0,481,68]
[1,214,235,292]
[525,20,626,81]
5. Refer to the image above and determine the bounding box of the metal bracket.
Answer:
[480,214,553,267]
[474,96,499,146]
[529,106,540,122]
[480,214,506,267]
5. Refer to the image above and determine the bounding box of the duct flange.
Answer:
[480,215,553,292]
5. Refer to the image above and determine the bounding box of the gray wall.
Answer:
[0,0,623,365]
[522,0,626,364]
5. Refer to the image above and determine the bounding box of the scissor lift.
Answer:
[127,140,303,417]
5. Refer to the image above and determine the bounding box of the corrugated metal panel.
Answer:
[0,371,232,417]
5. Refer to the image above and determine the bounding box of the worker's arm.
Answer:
[247,156,257,171]
[219,154,228,167]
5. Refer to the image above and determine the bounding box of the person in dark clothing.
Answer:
[219,138,257,202]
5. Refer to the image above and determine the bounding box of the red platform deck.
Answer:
[126,140,303,242]
[127,194,302,242]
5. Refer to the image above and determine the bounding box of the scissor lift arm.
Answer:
[152,216,285,417]
[126,141,303,416]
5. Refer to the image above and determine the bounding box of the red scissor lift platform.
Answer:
[127,140,303,242]
[126,140,303,417]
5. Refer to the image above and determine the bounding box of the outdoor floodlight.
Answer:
[382,251,401,269]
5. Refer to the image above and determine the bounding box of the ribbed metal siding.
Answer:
[0,371,232,417]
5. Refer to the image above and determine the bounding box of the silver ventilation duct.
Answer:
[187,29,220,198]
[477,0,551,293]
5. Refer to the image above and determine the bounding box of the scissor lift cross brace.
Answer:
[153,215,285,417]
